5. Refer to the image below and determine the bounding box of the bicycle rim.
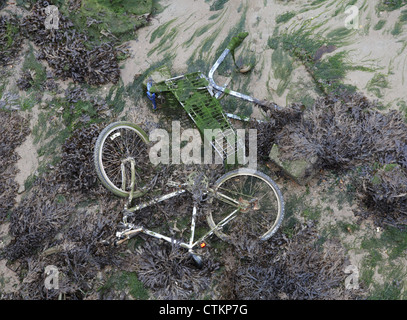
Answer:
[94,122,149,198]
[207,168,284,241]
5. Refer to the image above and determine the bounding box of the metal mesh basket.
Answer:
[152,72,245,160]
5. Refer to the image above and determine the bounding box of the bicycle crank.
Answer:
[114,226,144,246]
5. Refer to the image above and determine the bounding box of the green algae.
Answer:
[268,22,369,97]
[271,46,294,96]
[150,18,177,43]
[366,73,390,98]
[209,0,229,11]
[275,12,296,24]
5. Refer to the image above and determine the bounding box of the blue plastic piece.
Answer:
[146,81,157,110]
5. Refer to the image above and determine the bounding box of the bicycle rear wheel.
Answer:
[207,168,284,242]
[94,121,149,198]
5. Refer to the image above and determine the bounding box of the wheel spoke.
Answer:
[215,191,240,207]
[208,170,283,241]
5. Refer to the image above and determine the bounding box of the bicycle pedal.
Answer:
[189,253,203,269]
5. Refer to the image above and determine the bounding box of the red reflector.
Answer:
[200,242,206,248]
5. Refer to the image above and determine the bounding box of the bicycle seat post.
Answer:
[189,205,198,248]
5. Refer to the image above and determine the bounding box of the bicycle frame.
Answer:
[116,158,241,253]
[117,203,238,252]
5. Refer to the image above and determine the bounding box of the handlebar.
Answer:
[226,32,249,52]
[208,32,281,111]
[208,32,249,83]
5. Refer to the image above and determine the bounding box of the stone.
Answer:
[269,144,318,185]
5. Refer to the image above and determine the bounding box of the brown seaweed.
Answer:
[355,164,407,227]
[1,122,123,299]
[274,93,407,171]
[255,92,407,226]
[21,1,120,85]
[134,240,219,300]
[217,222,364,300]
[58,123,104,193]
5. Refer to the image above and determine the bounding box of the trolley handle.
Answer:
[209,32,249,80]
[208,32,280,110]
[226,31,249,52]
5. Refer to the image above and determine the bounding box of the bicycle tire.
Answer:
[94,121,149,198]
[206,168,284,242]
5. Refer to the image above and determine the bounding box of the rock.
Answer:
[269,144,318,185]
[17,184,25,194]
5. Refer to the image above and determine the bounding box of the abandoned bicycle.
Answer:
[94,32,284,267]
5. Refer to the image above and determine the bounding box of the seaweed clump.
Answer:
[21,1,120,85]
[58,123,104,193]
[1,122,124,299]
[134,240,219,299]
[355,164,407,226]
[251,102,303,161]
[275,93,407,225]
[16,71,35,91]
[254,92,407,226]
[274,94,407,171]
[217,222,364,300]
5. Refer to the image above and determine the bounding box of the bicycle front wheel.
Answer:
[207,168,284,242]
[94,121,150,198]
